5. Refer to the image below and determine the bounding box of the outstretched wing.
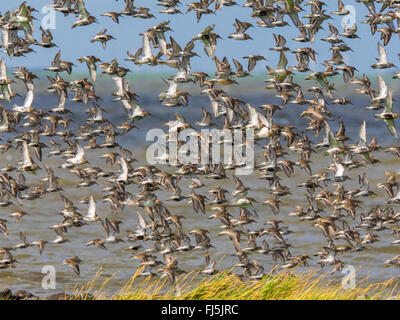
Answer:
[384,118,398,138]
[87,195,96,219]
[277,51,288,70]
[383,90,393,113]
[358,120,367,146]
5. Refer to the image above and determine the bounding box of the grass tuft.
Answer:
[65,268,400,300]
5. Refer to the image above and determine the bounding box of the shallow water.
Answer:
[1,92,400,297]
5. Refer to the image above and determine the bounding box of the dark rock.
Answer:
[44,292,95,300]
[13,290,38,300]
[0,288,13,300]
[0,289,95,300]
[44,293,73,300]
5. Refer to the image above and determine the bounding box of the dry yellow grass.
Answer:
[65,267,400,300]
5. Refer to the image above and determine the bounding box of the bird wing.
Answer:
[334,158,344,177]
[328,127,341,149]
[277,51,288,70]
[235,19,246,33]
[142,32,152,57]
[377,75,387,99]
[0,58,6,80]
[137,211,147,229]
[378,42,387,63]
[23,82,34,109]
[118,157,128,182]
[383,90,393,113]
[384,118,398,138]
[358,120,367,146]
[77,0,89,19]
[88,61,97,83]
[103,218,112,237]
[246,103,259,127]
[168,36,181,56]
[87,195,96,219]
[75,143,85,161]
[56,89,67,110]
[22,141,33,168]
[112,75,124,94]
[166,79,177,96]
[53,50,61,67]
[258,110,271,130]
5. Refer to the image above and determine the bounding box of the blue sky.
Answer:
[2,0,399,75]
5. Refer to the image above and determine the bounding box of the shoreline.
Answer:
[2,269,399,300]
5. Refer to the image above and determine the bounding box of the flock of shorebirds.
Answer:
[0,0,400,286]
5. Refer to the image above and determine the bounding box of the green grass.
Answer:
[66,267,400,300]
